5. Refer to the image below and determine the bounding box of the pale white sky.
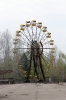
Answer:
[0,0,66,54]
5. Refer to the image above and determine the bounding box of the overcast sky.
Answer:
[0,0,66,54]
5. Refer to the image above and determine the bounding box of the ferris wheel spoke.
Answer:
[40,31,46,41]
[34,26,37,40]
[43,50,50,56]
[42,56,49,67]
[21,31,31,43]
[19,41,30,47]
[43,54,49,60]
[43,51,54,63]
[26,27,32,41]
[31,26,34,40]
[17,37,30,46]
[37,28,43,41]
[43,41,50,45]
[42,40,49,46]
[20,38,30,46]
[40,33,47,42]
[42,55,52,67]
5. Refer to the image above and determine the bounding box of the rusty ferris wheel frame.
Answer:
[13,20,55,82]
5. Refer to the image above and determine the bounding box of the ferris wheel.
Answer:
[13,20,55,82]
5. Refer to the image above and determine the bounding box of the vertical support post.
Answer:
[33,54,39,80]
[39,55,45,81]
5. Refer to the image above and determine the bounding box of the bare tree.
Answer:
[0,30,13,78]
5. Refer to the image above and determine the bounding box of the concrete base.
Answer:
[0,83,66,100]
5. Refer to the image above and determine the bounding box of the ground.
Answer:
[0,83,66,100]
